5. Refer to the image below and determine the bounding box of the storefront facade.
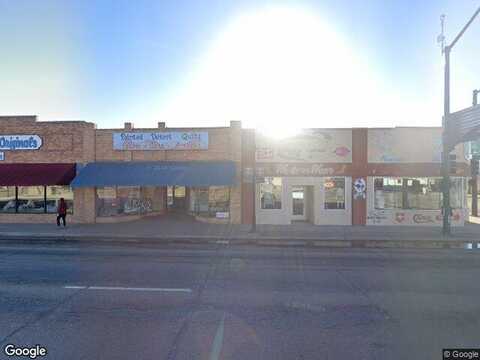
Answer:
[242,127,470,226]
[0,116,95,223]
[365,128,469,226]
[0,115,470,226]
[250,129,354,225]
[0,116,242,224]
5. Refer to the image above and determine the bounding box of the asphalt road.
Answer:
[1,242,480,360]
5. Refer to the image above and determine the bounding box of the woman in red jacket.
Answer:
[57,198,67,227]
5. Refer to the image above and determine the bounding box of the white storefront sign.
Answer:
[366,208,466,226]
[113,132,208,150]
[0,135,42,150]
[256,129,352,163]
[216,212,230,219]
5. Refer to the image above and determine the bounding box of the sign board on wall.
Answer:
[256,163,350,177]
[368,128,466,164]
[256,129,352,163]
[0,135,42,150]
[113,132,209,151]
[367,209,465,226]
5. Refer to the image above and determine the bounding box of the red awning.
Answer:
[0,163,76,186]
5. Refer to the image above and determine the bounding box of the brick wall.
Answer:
[0,117,244,224]
[0,116,95,164]
[94,126,234,162]
[93,122,243,224]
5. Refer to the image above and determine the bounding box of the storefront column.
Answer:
[241,128,255,225]
[352,129,368,225]
[73,188,96,223]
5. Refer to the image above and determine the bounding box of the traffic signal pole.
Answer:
[473,92,479,217]
[472,158,478,217]
[441,6,480,235]
[442,46,451,235]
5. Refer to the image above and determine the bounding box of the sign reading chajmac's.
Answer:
[113,132,208,150]
[0,135,42,150]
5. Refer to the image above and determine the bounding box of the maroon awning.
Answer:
[0,163,76,186]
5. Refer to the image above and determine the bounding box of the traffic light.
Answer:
[449,153,457,174]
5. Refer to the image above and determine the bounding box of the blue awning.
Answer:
[71,161,236,188]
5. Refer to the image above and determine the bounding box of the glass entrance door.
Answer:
[167,186,186,211]
[292,186,306,221]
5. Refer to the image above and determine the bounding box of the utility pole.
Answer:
[472,154,479,217]
[251,130,257,233]
[472,91,480,217]
[438,7,480,235]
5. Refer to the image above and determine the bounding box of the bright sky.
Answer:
[0,0,479,134]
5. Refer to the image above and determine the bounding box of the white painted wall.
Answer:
[256,176,352,225]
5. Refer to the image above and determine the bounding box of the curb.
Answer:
[0,234,479,250]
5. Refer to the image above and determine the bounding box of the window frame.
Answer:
[374,176,464,210]
[323,177,346,210]
[260,177,283,210]
[1,185,74,214]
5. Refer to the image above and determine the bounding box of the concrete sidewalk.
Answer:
[0,215,480,249]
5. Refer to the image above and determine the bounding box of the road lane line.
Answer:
[209,312,226,360]
[64,286,87,289]
[64,285,192,293]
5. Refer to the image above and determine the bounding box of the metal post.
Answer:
[251,131,257,233]
[472,172,478,217]
[442,46,451,235]
[474,90,479,106]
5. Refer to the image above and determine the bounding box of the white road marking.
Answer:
[64,286,87,289]
[64,285,192,293]
[209,312,226,360]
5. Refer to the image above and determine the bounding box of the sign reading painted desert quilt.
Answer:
[113,132,208,150]
[256,129,352,163]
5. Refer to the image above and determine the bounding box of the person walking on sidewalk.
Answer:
[57,198,67,227]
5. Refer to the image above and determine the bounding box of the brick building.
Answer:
[0,116,241,224]
[0,116,471,226]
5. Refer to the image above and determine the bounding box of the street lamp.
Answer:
[440,6,480,235]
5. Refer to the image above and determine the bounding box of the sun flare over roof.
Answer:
[158,6,392,135]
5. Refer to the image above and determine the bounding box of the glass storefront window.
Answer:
[96,187,118,216]
[450,178,463,209]
[375,177,464,210]
[0,186,16,213]
[260,177,282,209]
[17,186,45,213]
[405,178,442,210]
[167,187,174,207]
[208,186,230,217]
[190,186,230,218]
[96,186,153,217]
[46,186,74,214]
[117,186,142,215]
[374,177,403,209]
[324,177,345,209]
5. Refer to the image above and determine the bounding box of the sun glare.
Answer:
[157,6,415,135]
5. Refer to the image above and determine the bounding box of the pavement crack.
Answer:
[166,243,226,360]
[335,269,391,320]
[0,287,84,345]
